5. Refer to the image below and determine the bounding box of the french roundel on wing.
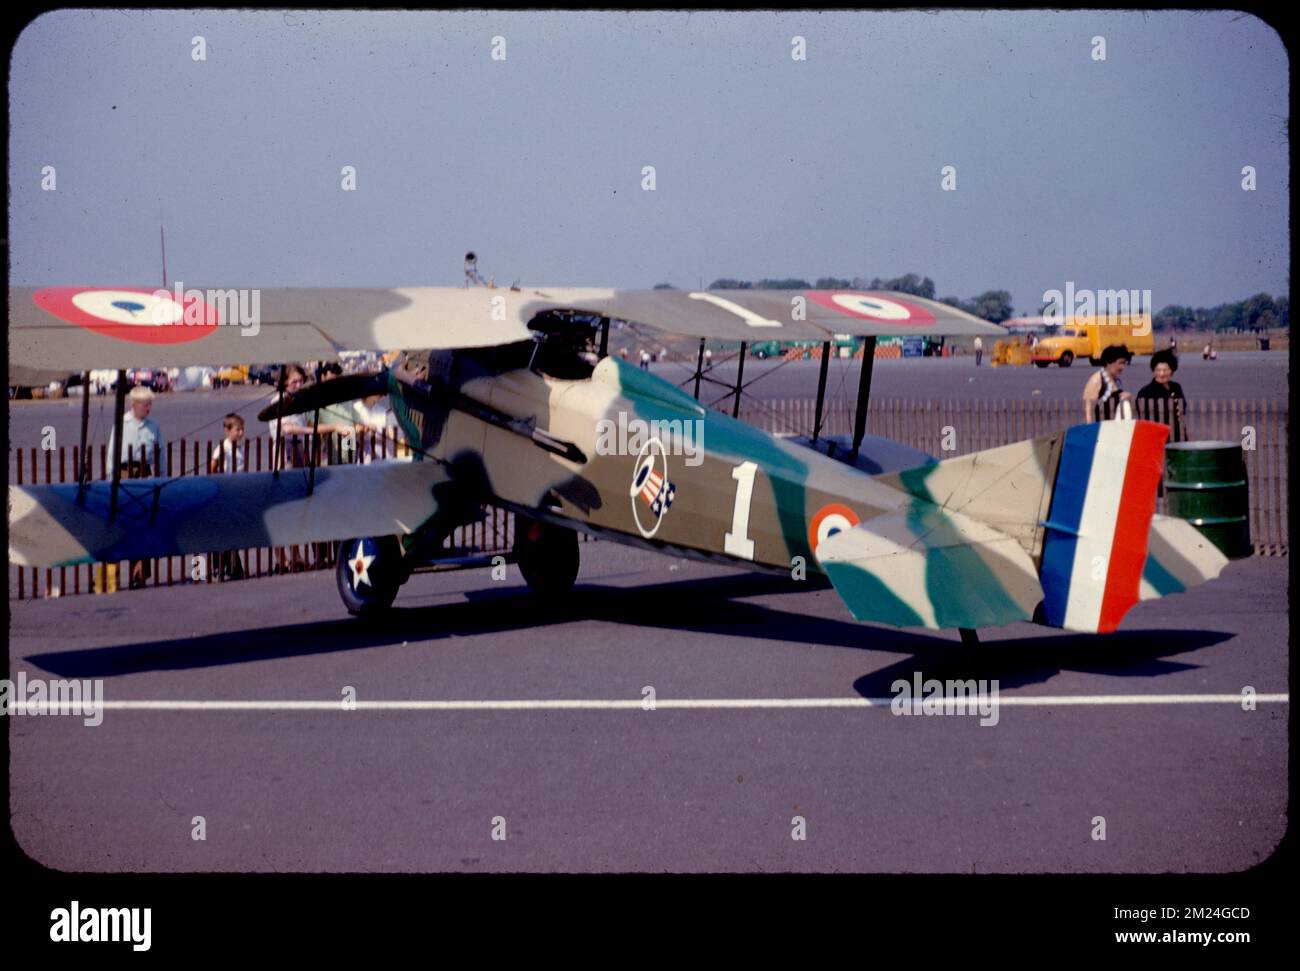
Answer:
[31,287,221,345]
[808,503,860,555]
[805,291,936,327]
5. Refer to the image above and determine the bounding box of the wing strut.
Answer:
[731,342,747,418]
[598,317,610,359]
[692,338,706,400]
[272,365,287,478]
[108,368,127,520]
[850,337,877,462]
[307,362,323,496]
[812,341,831,444]
[75,369,91,504]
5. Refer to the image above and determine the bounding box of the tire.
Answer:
[336,535,404,615]
[513,518,579,596]
[1088,357,1101,366]
[1034,361,1049,368]
[1058,351,1074,367]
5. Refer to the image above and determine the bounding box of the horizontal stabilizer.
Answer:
[817,505,1043,630]
[1139,514,1230,601]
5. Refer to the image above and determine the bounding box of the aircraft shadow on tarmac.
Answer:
[24,570,1234,692]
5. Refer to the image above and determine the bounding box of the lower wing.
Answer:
[9,461,451,567]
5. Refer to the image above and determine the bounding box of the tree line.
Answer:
[1152,293,1288,333]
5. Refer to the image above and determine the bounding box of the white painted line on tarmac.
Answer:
[9,693,1289,713]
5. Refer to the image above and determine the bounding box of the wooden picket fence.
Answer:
[8,397,1287,600]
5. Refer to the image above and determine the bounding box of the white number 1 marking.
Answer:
[688,292,782,328]
[725,461,758,559]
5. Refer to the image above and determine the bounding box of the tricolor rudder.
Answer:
[1039,420,1169,633]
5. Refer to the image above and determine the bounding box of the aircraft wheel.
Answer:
[337,536,404,615]
[1058,351,1074,367]
[1033,361,1049,368]
[514,518,579,596]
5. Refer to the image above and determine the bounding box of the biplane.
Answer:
[7,282,1229,638]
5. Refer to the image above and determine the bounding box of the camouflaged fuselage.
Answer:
[431,356,908,574]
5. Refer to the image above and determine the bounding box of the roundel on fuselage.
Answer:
[809,503,860,555]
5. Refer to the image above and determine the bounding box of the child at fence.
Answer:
[209,413,247,472]
[1136,350,1188,442]
[208,413,248,580]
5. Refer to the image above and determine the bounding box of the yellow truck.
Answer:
[214,364,250,387]
[1031,315,1154,368]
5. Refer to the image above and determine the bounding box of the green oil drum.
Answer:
[1164,441,1252,558]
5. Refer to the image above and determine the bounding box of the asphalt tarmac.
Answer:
[7,540,1287,872]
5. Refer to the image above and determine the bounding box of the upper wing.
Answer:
[536,287,1006,341]
[9,285,1005,373]
[6,286,537,372]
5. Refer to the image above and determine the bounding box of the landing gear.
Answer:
[958,627,980,646]
[1058,351,1074,367]
[337,535,405,615]
[513,517,579,596]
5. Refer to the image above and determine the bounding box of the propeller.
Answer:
[255,364,587,464]
[256,371,388,422]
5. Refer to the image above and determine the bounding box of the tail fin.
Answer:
[817,420,1223,633]
[1037,421,1168,632]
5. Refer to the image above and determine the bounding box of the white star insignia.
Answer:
[350,541,376,590]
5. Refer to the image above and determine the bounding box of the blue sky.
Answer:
[9,9,1288,315]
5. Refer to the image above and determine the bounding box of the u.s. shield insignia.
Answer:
[629,437,675,538]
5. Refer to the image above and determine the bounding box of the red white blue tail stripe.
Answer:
[1039,421,1169,633]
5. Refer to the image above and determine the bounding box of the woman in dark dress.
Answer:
[1136,349,1187,441]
